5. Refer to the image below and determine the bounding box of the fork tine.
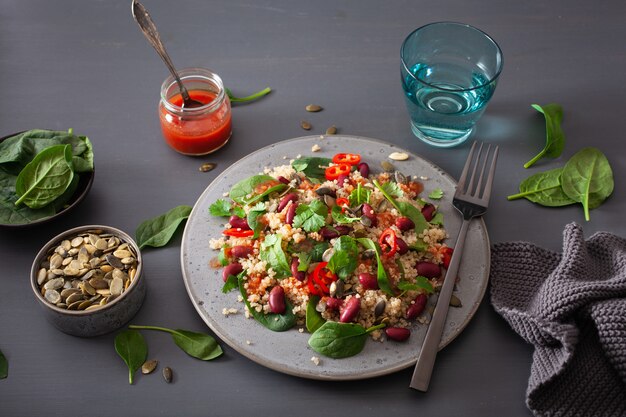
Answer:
[456,141,477,193]
[473,144,491,197]
[466,142,484,196]
[481,145,499,202]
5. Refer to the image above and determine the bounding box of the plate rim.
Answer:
[180,134,490,380]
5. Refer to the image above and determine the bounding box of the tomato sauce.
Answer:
[159,89,232,155]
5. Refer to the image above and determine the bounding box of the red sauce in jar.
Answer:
[159,89,232,155]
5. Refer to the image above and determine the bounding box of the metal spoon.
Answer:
[131,0,203,109]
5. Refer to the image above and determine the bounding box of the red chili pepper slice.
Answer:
[442,247,453,269]
[308,276,323,296]
[308,262,337,296]
[324,164,351,181]
[335,197,349,213]
[223,228,255,238]
[379,228,398,257]
[332,153,361,166]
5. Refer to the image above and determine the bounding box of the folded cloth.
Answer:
[490,223,626,417]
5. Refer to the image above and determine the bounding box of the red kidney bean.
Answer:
[320,227,340,240]
[362,203,375,217]
[416,261,441,278]
[421,204,436,222]
[336,174,349,185]
[268,286,286,314]
[285,203,297,225]
[335,225,351,236]
[395,216,415,231]
[396,238,409,255]
[277,176,290,185]
[406,294,427,320]
[339,297,361,323]
[290,257,306,281]
[385,327,411,342]
[357,162,370,178]
[277,193,298,212]
[229,215,250,230]
[231,246,253,259]
[325,297,343,311]
[358,272,378,290]
[222,263,243,282]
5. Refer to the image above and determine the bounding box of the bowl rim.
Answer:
[30,225,143,316]
[0,129,95,228]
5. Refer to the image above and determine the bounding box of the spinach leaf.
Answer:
[310,242,330,262]
[129,325,223,361]
[305,295,325,333]
[0,349,7,379]
[428,188,444,200]
[397,277,434,294]
[135,205,192,249]
[409,239,429,252]
[15,144,74,209]
[51,174,80,212]
[330,205,361,224]
[524,104,565,168]
[292,199,327,232]
[374,179,429,235]
[70,134,94,173]
[237,275,296,331]
[356,238,394,296]
[247,202,266,238]
[291,157,332,180]
[114,329,148,384]
[560,147,614,221]
[229,175,287,205]
[308,321,385,359]
[348,183,371,206]
[209,199,232,216]
[507,167,575,206]
[429,212,444,226]
[259,234,291,278]
[0,173,55,224]
[327,236,359,280]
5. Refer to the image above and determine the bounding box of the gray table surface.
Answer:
[1,1,625,416]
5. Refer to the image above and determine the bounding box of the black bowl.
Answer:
[0,130,95,228]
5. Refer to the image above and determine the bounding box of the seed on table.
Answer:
[380,160,395,172]
[300,120,312,130]
[325,125,337,135]
[199,162,216,172]
[305,104,323,112]
[163,367,173,383]
[389,151,409,161]
[142,360,158,375]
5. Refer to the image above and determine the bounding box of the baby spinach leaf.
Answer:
[291,157,332,180]
[560,147,614,221]
[397,277,434,294]
[306,295,326,333]
[293,199,327,232]
[349,183,371,206]
[229,175,287,205]
[15,144,74,209]
[129,325,223,361]
[135,205,192,249]
[331,205,361,224]
[310,242,330,262]
[114,329,148,385]
[70,134,94,173]
[524,103,565,168]
[259,234,291,278]
[428,188,444,200]
[356,238,394,296]
[308,322,385,359]
[0,349,7,379]
[209,199,232,216]
[0,174,55,224]
[327,236,359,280]
[247,202,266,238]
[429,212,444,226]
[507,167,575,206]
[237,275,296,331]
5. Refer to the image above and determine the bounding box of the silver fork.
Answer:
[410,141,499,392]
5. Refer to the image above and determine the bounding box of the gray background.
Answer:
[1,0,624,416]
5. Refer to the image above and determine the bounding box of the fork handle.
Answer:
[410,218,470,391]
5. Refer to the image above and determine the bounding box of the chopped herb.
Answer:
[428,188,444,200]
[292,199,327,232]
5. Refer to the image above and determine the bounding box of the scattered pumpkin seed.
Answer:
[199,162,216,172]
[300,120,312,130]
[380,160,395,172]
[163,366,173,383]
[389,151,409,161]
[450,294,462,307]
[142,359,158,375]
[325,125,337,135]
[305,104,323,112]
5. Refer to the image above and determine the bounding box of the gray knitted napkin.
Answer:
[490,223,626,417]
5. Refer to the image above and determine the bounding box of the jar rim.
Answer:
[160,67,226,115]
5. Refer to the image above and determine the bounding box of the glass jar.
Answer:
[159,68,232,155]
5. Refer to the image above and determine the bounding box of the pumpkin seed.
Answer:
[305,104,323,112]
[389,152,409,161]
[163,366,173,383]
[142,360,158,375]
[380,160,395,172]
[300,121,312,130]
[450,294,462,307]
[44,289,61,304]
[325,126,337,135]
[199,162,216,172]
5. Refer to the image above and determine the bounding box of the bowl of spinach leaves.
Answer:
[0,129,95,227]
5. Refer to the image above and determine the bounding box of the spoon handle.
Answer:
[131,0,190,102]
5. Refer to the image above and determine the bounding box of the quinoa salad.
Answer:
[208,152,452,359]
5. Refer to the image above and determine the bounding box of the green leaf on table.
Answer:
[308,321,385,359]
[15,144,74,209]
[524,103,565,168]
[259,234,291,279]
[560,147,614,221]
[0,349,8,379]
[428,188,444,200]
[305,295,326,333]
[327,235,359,280]
[507,167,575,206]
[293,199,327,232]
[129,325,223,361]
[237,275,296,331]
[114,329,148,385]
[135,205,193,249]
[229,174,286,205]
[226,87,271,103]
[291,157,332,180]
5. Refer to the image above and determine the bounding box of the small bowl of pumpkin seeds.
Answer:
[30,225,146,337]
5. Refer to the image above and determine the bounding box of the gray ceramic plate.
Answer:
[181,135,490,380]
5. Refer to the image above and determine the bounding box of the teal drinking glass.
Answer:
[401,22,503,148]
